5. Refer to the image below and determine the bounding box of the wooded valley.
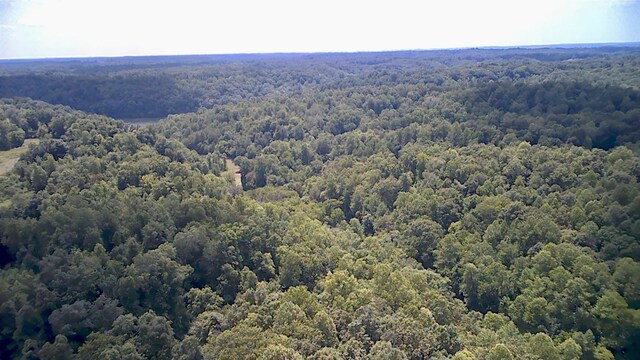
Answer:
[0,47,639,359]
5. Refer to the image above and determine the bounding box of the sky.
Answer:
[1,0,639,59]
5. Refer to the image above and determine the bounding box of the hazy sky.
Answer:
[1,0,639,59]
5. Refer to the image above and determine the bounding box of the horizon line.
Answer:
[2,41,640,62]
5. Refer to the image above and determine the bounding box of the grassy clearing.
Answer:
[0,139,39,175]
[121,118,162,127]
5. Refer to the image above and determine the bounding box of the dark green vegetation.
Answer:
[0,47,639,359]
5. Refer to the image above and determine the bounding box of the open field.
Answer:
[0,139,39,175]
[120,117,163,127]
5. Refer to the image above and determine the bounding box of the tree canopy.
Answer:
[0,47,639,359]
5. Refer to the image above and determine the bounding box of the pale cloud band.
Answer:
[1,0,639,59]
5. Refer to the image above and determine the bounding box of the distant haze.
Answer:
[1,0,639,59]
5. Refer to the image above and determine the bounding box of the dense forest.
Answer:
[0,47,639,359]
